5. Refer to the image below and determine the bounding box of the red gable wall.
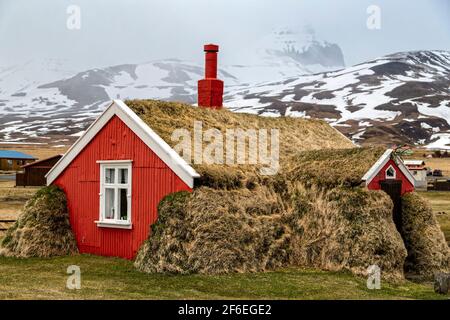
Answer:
[367,158,414,195]
[54,115,191,259]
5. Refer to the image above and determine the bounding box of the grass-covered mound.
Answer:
[0,186,78,258]
[135,183,407,279]
[134,146,410,280]
[401,192,450,279]
[287,185,407,280]
[127,100,443,281]
[135,188,289,274]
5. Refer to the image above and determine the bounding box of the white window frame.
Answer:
[95,160,132,229]
[385,165,396,179]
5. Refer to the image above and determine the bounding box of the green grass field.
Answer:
[0,180,38,219]
[0,255,445,300]
[418,191,450,244]
[0,182,448,300]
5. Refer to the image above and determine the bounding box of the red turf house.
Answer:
[45,103,416,259]
[361,149,416,230]
[46,100,200,259]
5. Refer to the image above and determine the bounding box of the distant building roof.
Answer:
[0,150,36,160]
[21,154,63,168]
[404,160,426,166]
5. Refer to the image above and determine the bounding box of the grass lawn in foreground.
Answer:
[0,255,445,300]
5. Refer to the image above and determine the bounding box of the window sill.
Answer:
[95,221,132,229]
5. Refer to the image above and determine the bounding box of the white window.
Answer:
[96,160,132,229]
[385,165,396,179]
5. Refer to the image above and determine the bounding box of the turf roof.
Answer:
[126,99,357,178]
[123,100,393,189]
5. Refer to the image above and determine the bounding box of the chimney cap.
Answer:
[204,44,219,52]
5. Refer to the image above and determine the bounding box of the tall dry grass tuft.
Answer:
[287,185,407,281]
[401,192,450,279]
[135,187,290,274]
[0,185,78,258]
[135,181,410,280]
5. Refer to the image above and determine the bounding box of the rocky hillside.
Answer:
[227,51,450,149]
[0,27,345,145]
[1,47,449,149]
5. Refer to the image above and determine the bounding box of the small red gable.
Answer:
[362,149,415,196]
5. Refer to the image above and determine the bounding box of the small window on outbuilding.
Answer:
[385,165,396,179]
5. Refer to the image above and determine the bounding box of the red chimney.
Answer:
[198,44,224,109]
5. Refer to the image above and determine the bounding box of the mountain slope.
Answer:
[1,49,449,149]
[226,27,345,83]
[0,27,345,145]
[0,59,240,144]
[227,50,450,149]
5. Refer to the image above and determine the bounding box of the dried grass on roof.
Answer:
[126,99,354,174]
[126,99,360,188]
[126,99,354,156]
[287,184,407,281]
[284,147,386,188]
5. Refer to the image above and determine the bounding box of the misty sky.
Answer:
[0,0,449,71]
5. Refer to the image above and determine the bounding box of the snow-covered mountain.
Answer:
[226,27,345,84]
[227,50,450,149]
[0,59,241,144]
[0,59,78,96]
[0,28,345,145]
[1,31,449,149]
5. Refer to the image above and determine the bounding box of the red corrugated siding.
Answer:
[367,158,414,195]
[54,115,191,259]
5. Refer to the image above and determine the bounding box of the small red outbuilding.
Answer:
[362,148,416,196]
[46,100,199,259]
[361,148,416,230]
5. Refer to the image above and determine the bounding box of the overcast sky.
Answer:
[0,0,449,70]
